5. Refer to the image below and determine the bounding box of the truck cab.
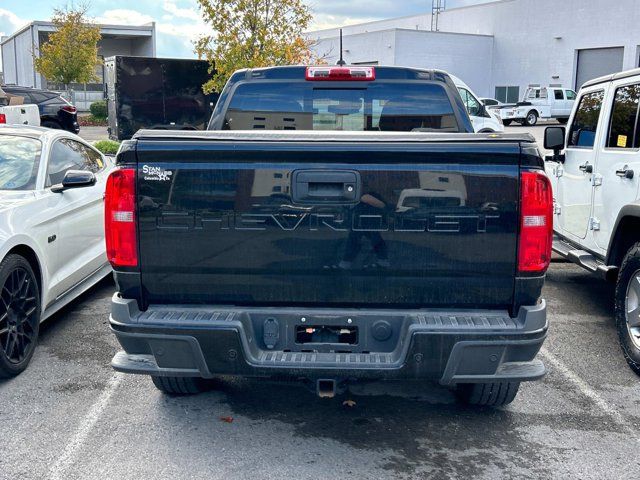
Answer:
[545,67,640,375]
[499,85,577,126]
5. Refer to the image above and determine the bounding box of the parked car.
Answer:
[0,85,41,127]
[108,65,552,407]
[451,76,504,132]
[545,67,640,375]
[1,85,79,133]
[0,125,112,377]
[499,85,577,126]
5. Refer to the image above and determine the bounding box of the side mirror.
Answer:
[544,126,566,162]
[544,126,566,151]
[51,170,96,193]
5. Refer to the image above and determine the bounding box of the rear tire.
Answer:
[151,376,214,395]
[614,243,640,376]
[0,254,41,378]
[456,382,520,407]
[524,110,538,126]
[502,120,513,126]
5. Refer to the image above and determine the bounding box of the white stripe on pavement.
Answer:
[539,347,638,439]
[48,373,123,480]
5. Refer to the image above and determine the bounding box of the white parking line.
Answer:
[539,348,638,439]
[48,373,123,480]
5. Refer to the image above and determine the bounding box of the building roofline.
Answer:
[1,20,155,46]
[309,0,517,35]
[312,27,494,41]
[0,23,34,45]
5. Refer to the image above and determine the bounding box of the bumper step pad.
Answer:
[110,296,547,384]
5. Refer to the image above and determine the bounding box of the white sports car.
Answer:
[0,125,113,377]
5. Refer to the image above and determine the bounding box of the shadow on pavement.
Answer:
[152,378,556,478]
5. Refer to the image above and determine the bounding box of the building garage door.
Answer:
[576,47,624,89]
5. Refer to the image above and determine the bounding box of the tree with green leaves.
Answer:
[34,5,101,90]
[195,0,315,93]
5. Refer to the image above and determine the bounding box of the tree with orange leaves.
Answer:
[194,0,315,93]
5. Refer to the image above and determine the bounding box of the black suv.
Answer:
[1,85,80,133]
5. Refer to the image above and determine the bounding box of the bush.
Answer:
[89,100,107,119]
[94,139,120,155]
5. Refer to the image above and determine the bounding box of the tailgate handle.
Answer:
[292,170,361,204]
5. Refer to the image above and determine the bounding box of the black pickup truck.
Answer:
[107,66,552,407]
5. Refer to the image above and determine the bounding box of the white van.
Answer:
[450,75,504,133]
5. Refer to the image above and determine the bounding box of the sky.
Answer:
[0,0,494,61]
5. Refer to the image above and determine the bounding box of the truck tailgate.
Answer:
[134,132,521,309]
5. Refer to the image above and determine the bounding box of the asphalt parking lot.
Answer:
[1,261,639,480]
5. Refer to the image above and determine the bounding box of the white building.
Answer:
[309,0,640,101]
[1,21,156,109]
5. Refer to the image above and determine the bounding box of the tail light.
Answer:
[306,66,375,82]
[105,168,137,267]
[518,170,553,274]
[61,105,77,114]
[0,114,6,124]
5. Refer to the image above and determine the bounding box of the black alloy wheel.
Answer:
[0,255,40,378]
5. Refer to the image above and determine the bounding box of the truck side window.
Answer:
[606,84,640,149]
[554,90,564,100]
[566,90,577,100]
[568,91,605,148]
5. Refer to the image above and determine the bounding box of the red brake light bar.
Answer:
[306,66,376,82]
[61,105,77,114]
[0,114,6,124]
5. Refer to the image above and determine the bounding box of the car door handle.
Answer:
[579,163,593,174]
[616,166,634,179]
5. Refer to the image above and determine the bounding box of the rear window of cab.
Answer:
[223,82,459,132]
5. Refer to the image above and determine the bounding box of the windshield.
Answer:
[223,82,459,132]
[0,135,42,190]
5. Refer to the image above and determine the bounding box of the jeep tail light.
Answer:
[518,170,553,274]
[305,66,375,82]
[105,168,137,267]
[0,114,6,124]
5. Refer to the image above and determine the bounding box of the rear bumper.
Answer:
[109,295,548,385]
[57,112,80,133]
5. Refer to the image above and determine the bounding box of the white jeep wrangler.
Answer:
[545,68,640,375]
